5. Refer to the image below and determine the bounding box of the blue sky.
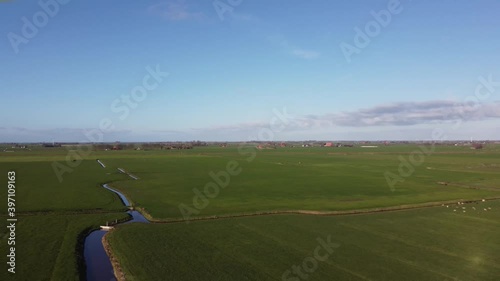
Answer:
[1,0,500,142]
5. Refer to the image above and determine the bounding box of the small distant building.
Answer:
[471,143,483,150]
[324,142,333,147]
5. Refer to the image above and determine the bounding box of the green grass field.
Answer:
[1,144,499,280]
[0,148,130,281]
[98,145,500,220]
[107,200,500,281]
[0,213,128,281]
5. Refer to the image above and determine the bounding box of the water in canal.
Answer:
[83,184,149,281]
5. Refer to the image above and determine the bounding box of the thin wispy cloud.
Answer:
[268,35,321,60]
[4,100,499,142]
[193,100,500,134]
[148,1,203,21]
[192,122,267,132]
[324,100,500,127]
[152,129,188,134]
[290,48,320,59]
[228,12,260,23]
[0,127,132,142]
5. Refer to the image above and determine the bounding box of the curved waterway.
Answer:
[83,184,149,281]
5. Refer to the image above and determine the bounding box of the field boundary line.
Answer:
[135,197,500,224]
[103,181,500,224]
[436,181,500,191]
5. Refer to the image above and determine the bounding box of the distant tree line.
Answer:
[92,141,209,151]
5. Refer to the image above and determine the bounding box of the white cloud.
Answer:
[268,35,321,60]
[290,48,321,59]
[148,1,203,21]
[193,100,500,134]
[6,101,500,142]
[0,127,132,143]
[228,12,259,22]
[321,100,500,127]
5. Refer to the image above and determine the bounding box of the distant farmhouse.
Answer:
[471,143,484,150]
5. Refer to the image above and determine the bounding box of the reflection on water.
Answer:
[102,184,130,206]
[84,230,116,281]
[125,210,149,224]
[84,185,149,280]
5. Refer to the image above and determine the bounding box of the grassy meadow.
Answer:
[98,144,500,220]
[1,143,499,280]
[0,147,130,281]
[0,213,128,281]
[107,199,500,281]
[0,160,126,214]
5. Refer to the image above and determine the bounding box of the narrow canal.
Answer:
[83,184,149,281]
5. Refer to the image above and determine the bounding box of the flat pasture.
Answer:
[0,148,130,281]
[0,213,128,281]
[99,145,500,220]
[1,144,499,281]
[107,200,500,281]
